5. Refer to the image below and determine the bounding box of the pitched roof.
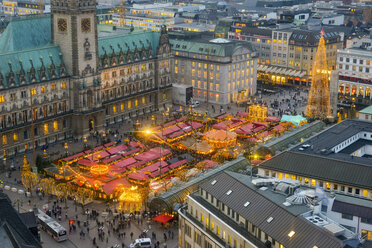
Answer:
[97,30,160,68]
[0,45,68,88]
[0,193,41,248]
[0,15,51,53]
[170,38,254,57]
[259,151,372,190]
[198,172,343,248]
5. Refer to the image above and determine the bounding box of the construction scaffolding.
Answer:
[305,33,332,119]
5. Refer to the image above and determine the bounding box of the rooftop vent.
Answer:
[306,215,329,227]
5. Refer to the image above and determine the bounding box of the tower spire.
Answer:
[305,35,332,119]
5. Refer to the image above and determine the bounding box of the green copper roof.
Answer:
[0,45,68,89]
[97,30,160,67]
[359,105,372,115]
[0,15,52,53]
[170,38,253,57]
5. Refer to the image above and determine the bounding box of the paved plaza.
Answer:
[0,87,309,248]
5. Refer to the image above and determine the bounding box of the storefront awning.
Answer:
[258,65,306,78]
[153,214,174,223]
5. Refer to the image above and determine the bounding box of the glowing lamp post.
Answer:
[64,142,69,157]
[83,136,87,149]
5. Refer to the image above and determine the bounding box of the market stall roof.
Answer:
[63,152,85,162]
[102,154,122,165]
[168,130,185,139]
[212,122,228,130]
[162,125,181,136]
[121,147,141,157]
[127,172,149,181]
[129,141,141,148]
[113,157,137,168]
[164,120,177,127]
[103,178,131,195]
[92,150,110,160]
[217,113,231,119]
[169,159,187,169]
[237,112,249,118]
[153,214,174,223]
[201,160,218,169]
[78,159,94,167]
[106,144,128,155]
[265,116,281,122]
[205,129,237,141]
[189,122,203,129]
[134,148,171,162]
[273,124,285,132]
[104,142,114,147]
[93,145,105,152]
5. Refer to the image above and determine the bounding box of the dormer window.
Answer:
[226,190,232,195]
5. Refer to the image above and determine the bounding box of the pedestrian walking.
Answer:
[130,232,133,240]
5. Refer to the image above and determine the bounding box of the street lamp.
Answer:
[102,131,106,143]
[83,136,87,149]
[64,142,69,157]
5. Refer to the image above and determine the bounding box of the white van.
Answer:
[131,238,152,248]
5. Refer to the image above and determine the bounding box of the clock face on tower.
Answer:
[81,18,91,32]
[57,18,67,32]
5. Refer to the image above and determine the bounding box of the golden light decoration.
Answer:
[119,191,142,202]
[90,164,109,176]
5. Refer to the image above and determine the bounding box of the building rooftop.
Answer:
[170,37,254,57]
[359,105,372,115]
[290,119,372,165]
[197,171,347,248]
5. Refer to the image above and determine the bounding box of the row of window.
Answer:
[102,62,158,80]
[0,83,66,104]
[338,64,370,73]
[1,120,66,145]
[269,171,372,199]
[339,57,371,66]
[108,96,150,115]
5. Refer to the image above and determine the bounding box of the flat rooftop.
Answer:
[290,119,372,166]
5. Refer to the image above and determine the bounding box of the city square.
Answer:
[0,0,371,247]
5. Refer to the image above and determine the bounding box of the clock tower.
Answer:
[51,0,99,76]
[51,0,104,137]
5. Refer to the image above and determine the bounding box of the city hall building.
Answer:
[0,0,172,157]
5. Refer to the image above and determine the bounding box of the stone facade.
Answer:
[0,0,172,157]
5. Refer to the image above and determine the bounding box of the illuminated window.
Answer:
[278,173,283,179]
[113,105,117,113]
[216,94,219,102]
[135,66,139,73]
[53,121,58,131]
[217,226,220,235]
[165,60,169,67]
[44,123,48,134]
[61,82,66,89]
[2,135,6,145]
[217,65,220,71]
[142,97,145,104]
[104,73,109,79]
[175,66,178,74]
[285,174,289,179]
[192,61,195,67]
[0,95,5,103]
[31,88,37,95]
[192,69,196,76]
[292,175,296,180]
[312,179,316,186]
[51,84,56,91]
[206,218,209,227]
[135,99,138,107]
[121,104,124,111]
[141,65,146,71]
[211,221,214,231]
[128,100,131,109]
[13,133,18,141]
[288,231,295,238]
[127,67,132,74]
[198,62,201,68]
[41,86,47,93]
[305,178,309,184]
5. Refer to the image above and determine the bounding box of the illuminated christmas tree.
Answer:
[305,30,332,119]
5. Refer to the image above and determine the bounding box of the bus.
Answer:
[37,209,68,242]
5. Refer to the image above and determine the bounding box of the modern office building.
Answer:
[0,0,172,157]
[170,36,257,105]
